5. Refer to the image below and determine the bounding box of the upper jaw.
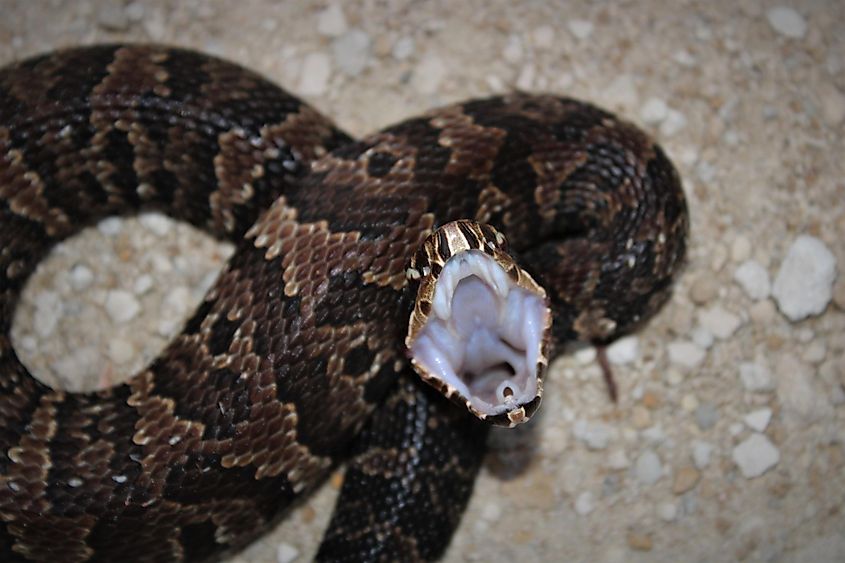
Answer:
[405,220,552,427]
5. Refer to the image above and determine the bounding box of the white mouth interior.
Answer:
[410,250,546,416]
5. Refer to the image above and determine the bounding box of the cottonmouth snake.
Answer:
[0,45,687,561]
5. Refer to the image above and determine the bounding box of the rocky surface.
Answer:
[3,1,843,561]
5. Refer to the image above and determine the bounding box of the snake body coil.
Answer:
[0,45,687,561]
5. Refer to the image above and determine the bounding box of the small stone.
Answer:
[698,306,742,340]
[574,346,597,364]
[125,2,144,21]
[107,338,135,364]
[607,335,639,365]
[641,391,662,410]
[574,491,595,515]
[668,340,706,368]
[98,217,123,236]
[694,403,718,431]
[691,326,714,350]
[641,425,666,445]
[573,420,613,450]
[660,109,687,136]
[773,235,837,321]
[567,19,593,40]
[68,263,94,291]
[734,260,771,301]
[729,422,744,437]
[481,502,502,521]
[801,341,826,364]
[605,74,639,110]
[392,36,415,60]
[502,35,523,64]
[819,83,845,125]
[276,542,300,563]
[139,212,172,236]
[767,7,807,39]
[411,55,446,94]
[657,502,678,522]
[692,440,713,469]
[33,291,61,338]
[298,52,332,96]
[163,286,192,317]
[776,355,831,422]
[333,30,371,76]
[739,361,774,392]
[672,466,701,494]
[744,408,772,432]
[690,275,718,304]
[641,97,668,123]
[681,394,698,412]
[133,274,153,295]
[749,300,777,324]
[733,433,780,478]
[532,25,555,49]
[515,64,535,90]
[627,532,653,551]
[105,290,141,324]
[631,406,651,429]
[731,235,752,262]
[97,0,130,31]
[316,4,347,37]
[635,450,662,485]
[606,449,630,470]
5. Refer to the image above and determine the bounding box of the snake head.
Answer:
[404,220,552,427]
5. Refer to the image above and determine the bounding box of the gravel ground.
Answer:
[3,1,844,561]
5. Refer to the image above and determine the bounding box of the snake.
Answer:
[0,44,688,562]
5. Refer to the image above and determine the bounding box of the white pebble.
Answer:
[606,449,630,470]
[532,25,555,49]
[298,52,332,96]
[125,2,144,21]
[333,30,371,76]
[97,0,130,31]
[739,361,774,392]
[657,502,677,522]
[33,291,61,338]
[68,263,94,291]
[573,419,613,450]
[316,4,347,37]
[819,83,845,125]
[766,7,807,39]
[641,425,666,446]
[392,36,415,60]
[772,236,837,321]
[411,55,446,95]
[139,212,172,236]
[729,422,744,437]
[105,290,141,324]
[732,433,780,478]
[734,260,771,300]
[640,97,668,124]
[574,346,597,364]
[673,49,696,67]
[604,74,639,110]
[133,274,154,295]
[731,235,752,262]
[667,340,706,368]
[98,217,123,236]
[692,440,713,469]
[107,338,135,364]
[516,64,535,90]
[574,491,595,515]
[481,502,502,521]
[660,109,687,137]
[502,35,523,64]
[697,306,742,340]
[744,408,772,432]
[567,19,594,40]
[606,335,639,365]
[635,450,663,485]
[776,355,831,422]
[691,326,714,350]
[276,542,300,563]
[163,286,192,317]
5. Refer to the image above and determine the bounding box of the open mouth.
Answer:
[405,222,551,426]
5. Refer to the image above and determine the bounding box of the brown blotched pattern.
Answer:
[0,45,687,562]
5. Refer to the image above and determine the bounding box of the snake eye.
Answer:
[405,221,551,427]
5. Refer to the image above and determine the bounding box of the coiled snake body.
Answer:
[0,45,687,561]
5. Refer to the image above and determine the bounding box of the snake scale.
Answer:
[0,45,687,561]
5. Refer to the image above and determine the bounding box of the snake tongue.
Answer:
[405,221,552,427]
